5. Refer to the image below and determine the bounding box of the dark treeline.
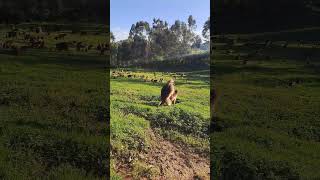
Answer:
[213,0,320,34]
[111,16,210,67]
[0,0,108,24]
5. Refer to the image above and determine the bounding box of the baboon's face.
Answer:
[167,79,175,85]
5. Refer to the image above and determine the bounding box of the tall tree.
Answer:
[202,17,210,42]
[188,15,197,31]
[129,21,151,61]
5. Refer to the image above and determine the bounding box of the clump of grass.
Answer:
[132,161,160,180]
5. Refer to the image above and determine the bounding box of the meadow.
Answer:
[211,29,320,179]
[110,67,210,179]
[0,24,108,179]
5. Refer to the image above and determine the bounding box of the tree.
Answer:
[188,15,197,31]
[117,39,133,66]
[110,32,118,66]
[202,17,210,42]
[192,35,202,49]
[110,32,115,43]
[129,21,151,62]
[149,18,175,58]
[129,21,150,39]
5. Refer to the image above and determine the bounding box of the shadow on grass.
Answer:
[0,50,108,70]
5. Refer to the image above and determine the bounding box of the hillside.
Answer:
[0,0,108,23]
[211,28,320,179]
[213,0,320,34]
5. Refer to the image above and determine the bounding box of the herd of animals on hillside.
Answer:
[111,70,188,84]
[212,36,320,87]
[212,37,319,63]
[0,25,109,56]
[111,70,193,107]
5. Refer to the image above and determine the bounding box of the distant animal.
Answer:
[2,40,13,49]
[80,31,87,36]
[159,79,176,106]
[88,45,93,50]
[288,81,296,87]
[97,44,102,50]
[242,59,248,65]
[100,47,108,55]
[76,42,86,51]
[56,42,69,51]
[54,33,67,40]
[6,31,17,38]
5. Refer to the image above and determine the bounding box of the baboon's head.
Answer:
[168,79,174,85]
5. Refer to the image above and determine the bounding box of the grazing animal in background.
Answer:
[54,33,67,40]
[76,42,86,51]
[288,81,296,87]
[159,79,176,106]
[2,40,13,49]
[80,31,87,36]
[97,44,102,50]
[6,31,17,38]
[56,42,69,51]
[242,59,248,65]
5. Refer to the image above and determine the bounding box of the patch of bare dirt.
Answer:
[116,129,210,180]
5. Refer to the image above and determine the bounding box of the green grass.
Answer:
[211,36,320,179]
[0,24,108,179]
[110,69,210,178]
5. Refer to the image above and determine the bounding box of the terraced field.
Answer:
[211,29,320,179]
[0,24,108,179]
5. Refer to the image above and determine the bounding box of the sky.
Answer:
[111,0,210,41]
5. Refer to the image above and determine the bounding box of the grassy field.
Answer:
[110,68,210,179]
[0,24,108,179]
[211,29,320,179]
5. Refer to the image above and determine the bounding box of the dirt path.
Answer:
[116,129,210,180]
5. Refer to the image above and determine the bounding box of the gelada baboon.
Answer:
[159,79,178,106]
[170,90,178,105]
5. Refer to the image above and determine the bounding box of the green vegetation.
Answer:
[110,69,210,179]
[110,13,210,179]
[110,16,210,67]
[211,29,320,179]
[0,24,108,179]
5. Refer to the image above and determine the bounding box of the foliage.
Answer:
[111,15,210,67]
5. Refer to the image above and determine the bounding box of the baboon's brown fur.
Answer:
[159,79,176,106]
